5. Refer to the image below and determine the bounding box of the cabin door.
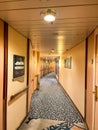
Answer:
[94,35,98,130]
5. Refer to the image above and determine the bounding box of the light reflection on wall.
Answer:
[57,35,65,54]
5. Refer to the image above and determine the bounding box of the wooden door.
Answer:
[27,43,35,111]
[94,35,98,130]
[86,33,94,130]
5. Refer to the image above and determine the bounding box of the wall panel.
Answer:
[7,26,27,130]
[59,41,86,116]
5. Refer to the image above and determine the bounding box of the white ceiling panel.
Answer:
[0,0,98,56]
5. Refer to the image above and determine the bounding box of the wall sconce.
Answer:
[40,9,56,22]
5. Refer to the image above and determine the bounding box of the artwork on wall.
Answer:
[13,55,25,79]
[64,57,72,69]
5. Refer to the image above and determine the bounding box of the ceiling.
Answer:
[0,0,98,56]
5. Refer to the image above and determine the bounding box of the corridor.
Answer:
[0,1,98,130]
[18,73,87,130]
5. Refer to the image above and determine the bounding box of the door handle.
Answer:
[93,86,98,101]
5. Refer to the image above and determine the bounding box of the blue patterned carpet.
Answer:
[19,72,88,130]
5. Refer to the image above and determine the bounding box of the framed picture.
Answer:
[64,57,72,69]
[13,55,25,79]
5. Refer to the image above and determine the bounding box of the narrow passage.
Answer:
[18,73,88,130]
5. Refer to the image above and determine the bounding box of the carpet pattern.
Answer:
[18,73,88,130]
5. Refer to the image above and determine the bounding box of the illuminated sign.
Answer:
[13,55,25,78]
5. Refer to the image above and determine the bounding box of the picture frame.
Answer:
[64,57,72,69]
[13,55,25,79]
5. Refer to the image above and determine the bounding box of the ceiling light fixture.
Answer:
[40,9,56,22]
[51,49,55,53]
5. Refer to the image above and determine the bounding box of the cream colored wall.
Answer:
[7,26,27,130]
[59,41,86,116]
[0,20,4,130]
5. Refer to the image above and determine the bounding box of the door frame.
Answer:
[3,22,8,130]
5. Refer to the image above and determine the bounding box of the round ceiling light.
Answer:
[40,9,56,22]
[44,14,55,22]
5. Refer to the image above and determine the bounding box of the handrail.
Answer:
[8,87,28,105]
